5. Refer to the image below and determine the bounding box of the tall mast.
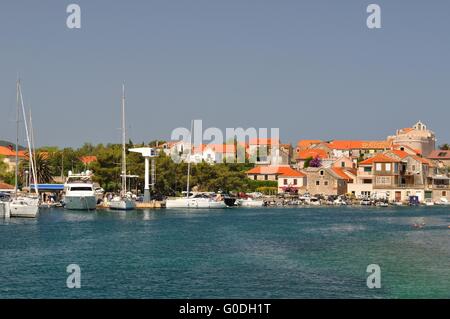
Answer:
[18,82,38,196]
[186,120,193,198]
[29,108,37,186]
[14,80,20,198]
[121,84,127,196]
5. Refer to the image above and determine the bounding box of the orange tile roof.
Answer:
[296,140,322,148]
[427,150,450,160]
[0,146,26,158]
[80,156,97,165]
[388,150,410,159]
[331,167,353,181]
[248,138,280,146]
[297,149,328,160]
[246,166,305,177]
[359,154,402,165]
[392,144,421,155]
[412,156,432,166]
[327,140,391,150]
[0,182,14,190]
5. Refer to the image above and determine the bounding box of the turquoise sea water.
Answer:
[0,206,449,299]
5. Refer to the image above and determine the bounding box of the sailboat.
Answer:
[10,80,39,218]
[166,121,227,209]
[109,84,136,210]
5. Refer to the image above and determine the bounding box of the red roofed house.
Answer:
[427,150,450,170]
[349,150,434,202]
[0,145,27,172]
[302,167,349,196]
[246,165,306,193]
[326,140,391,159]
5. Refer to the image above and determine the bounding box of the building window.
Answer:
[320,170,324,176]
[412,165,416,171]
[316,181,320,186]
[264,175,268,181]
[324,181,329,186]
[363,179,372,184]
[284,179,288,185]
[293,179,298,185]
[443,191,447,197]
[341,162,345,167]
[253,175,257,180]
[385,163,391,171]
[376,163,382,171]
[364,167,372,173]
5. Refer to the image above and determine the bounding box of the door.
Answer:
[395,191,401,202]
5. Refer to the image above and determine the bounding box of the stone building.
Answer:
[388,121,436,156]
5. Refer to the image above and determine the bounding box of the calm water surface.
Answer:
[0,206,449,298]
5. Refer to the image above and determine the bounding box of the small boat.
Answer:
[375,201,389,207]
[108,84,136,211]
[236,198,265,207]
[424,198,435,206]
[435,197,450,206]
[0,201,10,218]
[10,196,39,218]
[166,194,227,208]
[393,201,404,206]
[360,199,372,206]
[9,80,39,218]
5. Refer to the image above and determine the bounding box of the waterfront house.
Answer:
[302,167,349,196]
[427,150,450,171]
[276,167,307,194]
[348,150,433,202]
[247,138,291,166]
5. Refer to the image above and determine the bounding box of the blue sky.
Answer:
[1,0,449,147]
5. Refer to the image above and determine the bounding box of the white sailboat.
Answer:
[10,80,39,218]
[109,84,135,210]
[166,121,227,209]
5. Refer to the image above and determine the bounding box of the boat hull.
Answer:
[236,199,264,207]
[65,196,97,210]
[166,198,227,209]
[10,203,38,218]
[109,199,136,210]
[0,202,11,218]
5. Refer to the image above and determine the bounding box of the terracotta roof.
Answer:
[0,146,26,158]
[80,156,97,165]
[359,153,402,165]
[246,166,305,177]
[327,140,391,150]
[296,140,322,148]
[0,182,14,189]
[428,150,450,160]
[331,167,353,181]
[412,156,432,166]
[392,144,421,155]
[248,138,280,146]
[388,150,410,159]
[296,149,328,160]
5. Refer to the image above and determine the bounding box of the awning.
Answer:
[30,184,65,191]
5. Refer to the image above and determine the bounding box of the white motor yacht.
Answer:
[64,172,97,210]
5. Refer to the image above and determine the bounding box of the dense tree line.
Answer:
[0,141,276,195]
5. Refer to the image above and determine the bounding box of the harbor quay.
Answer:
[1,120,450,212]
